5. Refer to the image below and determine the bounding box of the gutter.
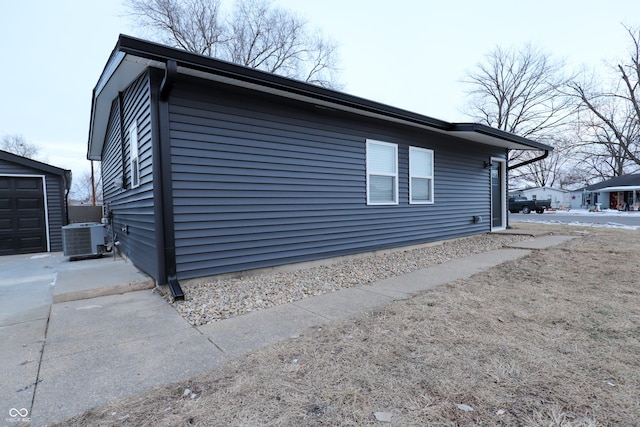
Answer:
[117,35,559,149]
[88,35,555,160]
[117,35,453,134]
[452,123,553,152]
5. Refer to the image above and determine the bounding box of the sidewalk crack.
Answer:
[30,304,52,414]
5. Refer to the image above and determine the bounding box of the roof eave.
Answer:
[87,40,164,161]
[87,35,552,160]
[450,123,554,151]
[0,150,70,176]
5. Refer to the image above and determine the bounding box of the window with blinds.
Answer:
[366,140,398,205]
[409,146,434,204]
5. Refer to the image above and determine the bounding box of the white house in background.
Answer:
[514,187,572,209]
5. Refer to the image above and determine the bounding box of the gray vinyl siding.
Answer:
[44,175,66,251]
[100,71,158,280]
[0,159,66,252]
[168,80,504,280]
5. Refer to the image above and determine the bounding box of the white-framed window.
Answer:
[409,146,434,204]
[129,121,140,188]
[366,139,398,205]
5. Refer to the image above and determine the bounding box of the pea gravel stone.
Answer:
[170,234,530,326]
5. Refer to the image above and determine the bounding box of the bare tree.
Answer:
[125,0,341,88]
[465,44,573,137]
[519,137,600,191]
[568,26,640,177]
[571,108,638,179]
[70,167,103,205]
[463,44,576,187]
[515,146,561,188]
[1,134,41,159]
[555,167,593,190]
[226,0,302,71]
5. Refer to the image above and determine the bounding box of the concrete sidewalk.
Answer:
[2,233,576,426]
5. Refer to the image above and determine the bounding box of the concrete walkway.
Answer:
[1,233,576,426]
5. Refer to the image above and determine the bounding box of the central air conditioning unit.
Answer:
[62,222,107,259]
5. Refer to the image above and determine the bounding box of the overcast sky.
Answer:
[1,0,639,184]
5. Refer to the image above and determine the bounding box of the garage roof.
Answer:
[0,150,70,177]
[87,35,554,161]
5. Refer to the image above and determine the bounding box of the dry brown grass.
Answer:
[58,225,640,426]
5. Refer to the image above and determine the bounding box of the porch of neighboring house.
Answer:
[580,189,640,211]
[582,174,640,211]
[607,189,640,211]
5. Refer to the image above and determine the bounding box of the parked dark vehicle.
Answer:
[508,196,549,214]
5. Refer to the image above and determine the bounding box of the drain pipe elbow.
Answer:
[507,150,550,171]
[167,275,184,301]
[160,60,177,101]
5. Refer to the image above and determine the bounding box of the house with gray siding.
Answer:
[87,35,552,298]
[584,174,640,210]
[0,150,71,255]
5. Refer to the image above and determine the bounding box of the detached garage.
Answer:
[0,150,71,255]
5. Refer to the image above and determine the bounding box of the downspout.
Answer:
[63,170,72,225]
[150,60,184,300]
[507,150,550,171]
[118,92,127,188]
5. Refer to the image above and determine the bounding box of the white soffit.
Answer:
[594,186,640,192]
[89,55,166,160]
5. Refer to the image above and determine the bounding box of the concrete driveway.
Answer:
[0,251,155,426]
[1,252,60,326]
[0,253,59,424]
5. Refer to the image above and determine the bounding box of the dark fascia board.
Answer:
[0,150,70,177]
[451,123,554,152]
[87,34,553,160]
[118,35,452,128]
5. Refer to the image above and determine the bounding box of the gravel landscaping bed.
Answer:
[171,233,531,326]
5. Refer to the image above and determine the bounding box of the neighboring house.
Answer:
[567,190,587,210]
[584,174,640,210]
[515,187,572,209]
[87,35,553,297]
[0,150,71,255]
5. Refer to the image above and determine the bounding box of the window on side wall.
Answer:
[129,121,140,189]
[409,146,434,204]
[366,139,398,205]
